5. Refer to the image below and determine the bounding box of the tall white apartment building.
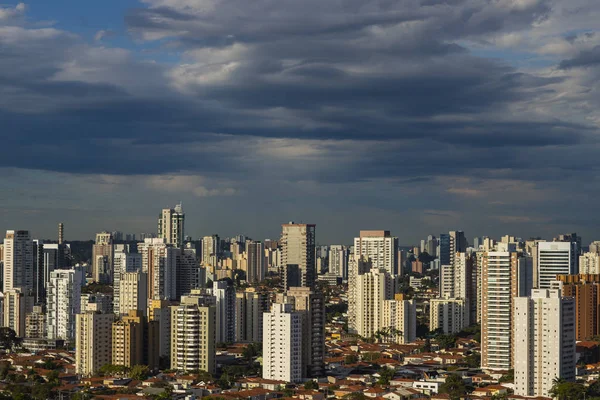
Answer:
[281,223,316,288]
[202,235,220,266]
[213,280,235,343]
[113,247,142,315]
[430,298,468,334]
[514,289,576,397]
[579,252,600,275]
[158,204,185,247]
[46,268,84,341]
[278,287,325,378]
[536,241,577,289]
[139,238,177,301]
[170,295,216,373]
[354,268,394,338]
[235,288,269,343]
[329,245,349,280]
[381,294,416,343]
[353,231,398,276]
[119,272,148,316]
[3,289,34,337]
[262,303,303,383]
[481,246,531,371]
[75,312,114,376]
[347,257,372,333]
[3,230,33,293]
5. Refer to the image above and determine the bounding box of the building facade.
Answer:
[514,289,576,397]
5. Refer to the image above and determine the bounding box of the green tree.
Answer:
[130,364,150,380]
[439,374,467,400]
[436,334,457,350]
[550,378,586,400]
[377,367,395,385]
[47,369,61,386]
[0,327,21,350]
[98,364,129,377]
[197,370,213,382]
[217,373,231,389]
[304,380,319,390]
[31,383,53,400]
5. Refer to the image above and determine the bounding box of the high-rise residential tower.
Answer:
[139,238,177,301]
[262,302,303,383]
[481,244,531,371]
[158,204,185,248]
[279,287,325,378]
[329,245,349,280]
[281,223,316,288]
[514,289,576,397]
[92,232,114,284]
[246,241,265,283]
[353,231,398,276]
[202,235,220,266]
[235,288,269,343]
[46,268,84,342]
[213,280,235,344]
[3,230,34,294]
[170,294,216,373]
[75,311,114,376]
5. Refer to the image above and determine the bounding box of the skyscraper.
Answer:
[580,252,600,274]
[281,223,316,288]
[3,230,34,294]
[536,241,577,289]
[430,298,468,334]
[118,272,148,316]
[381,294,416,343]
[246,241,265,283]
[46,268,84,342]
[481,245,531,370]
[262,303,303,383]
[514,289,576,397]
[329,245,349,279]
[347,257,372,333]
[3,289,34,337]
[170,294,216,373]
[139,238,177,301]
[554,274,600,341]
[235,288,269,343]
[354,268,394,338]
[75,311,114,376]
[202,235,220,266]
[280,287,325,378]
[176,245,200,298]
[113,245,142,316]
[353,231,398,276]
[213,280,235,344]
[158,203,185,248]
[92,232,114,284]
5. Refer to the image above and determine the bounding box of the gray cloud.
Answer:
[0,0,599,242]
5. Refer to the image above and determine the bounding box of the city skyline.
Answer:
[0,1,600,243]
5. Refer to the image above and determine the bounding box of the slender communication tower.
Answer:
[58,222,64,244]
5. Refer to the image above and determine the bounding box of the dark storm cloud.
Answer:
[559,45,600,69]
[0,0,599,199]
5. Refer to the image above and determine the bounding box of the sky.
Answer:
[1,0,600,245]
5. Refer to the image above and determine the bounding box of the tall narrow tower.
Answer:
[158,204,185,248]
[281,222,316,288]
[58,223,64,245]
